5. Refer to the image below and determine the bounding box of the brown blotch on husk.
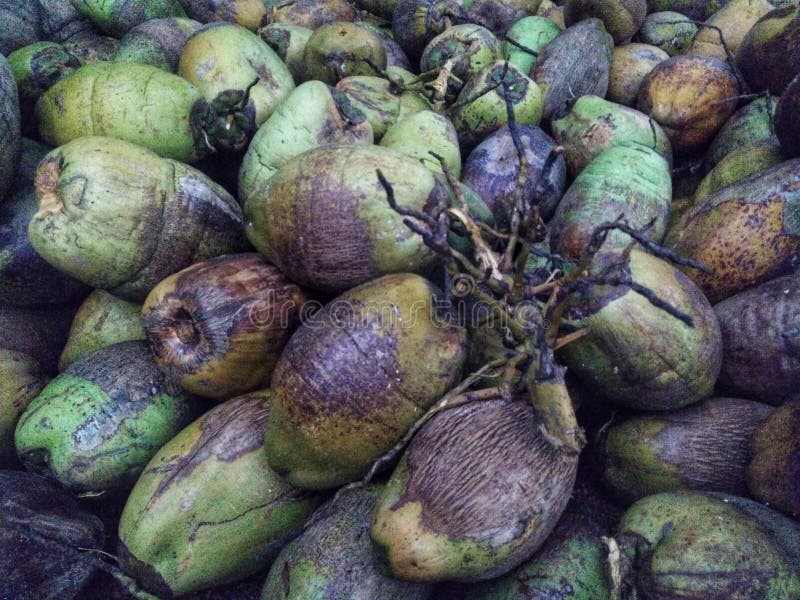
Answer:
[715,271,800,403]
[142,253,307,400]
[747,397,800,516]
[372,398,578,582]
[532,18,614,121]
[637,54,739,154]
[665,158,800,303]
[263,0,358,29]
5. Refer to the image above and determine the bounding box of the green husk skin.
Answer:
[357,20,414,71]
[300,22,387,84]
[335,75,431,140]
[36,62,207,162]
[564,0,647,44]
[70,0,187,37]
[0,350,47,466]
[705,95,777,169]
[371,398,578,582]
[178,23,296,150]
[450,60,544,150]
[694,136,785,202]
[380,110,461,176]
[721,492,800,557]
[665,158,800,303]
[549,144,672,259]
[118,392,324,598]
[608,43,669,107]
[714,271,800,403]
[387,65,420,84]
[600,397,773,505]
[558,250,722,411]
[0,1,42,56]
[776,73,800,156]
[420,24,502,96]
[261,485,434,599]
[0,470,105,600]
[265,273,467,489]
[503,16,560,75]
[552,94,672,176]
[239,81,373,202]
[8,42,80,108]
[58,290,145,371]
[8,41,78,138]
[14,341,201,494]
[0,304,77,374]
[532,19,614,121]
[0,54,21,204]
[635,11,698,56]
[180,0,266,31]
[258,23,313,82]
[736,5,800,95]
[0,186,90,307]
[244,145,445,293]
[471,482,619,600]
[616,492,800,599]
[28,136,247,302]
[747,398,800,516]
[112,17,202,72]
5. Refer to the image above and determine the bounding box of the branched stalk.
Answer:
[501,351,530,396]
[525,332,586,453]
[427,58,458,109]
[553,328,590,350]
[604,536,623,600]
[430,151,507,284]
[464,281,527,341]
[476,220,511,240]
[589,219,710,272]
[499,76,530,273]
[377,167,513,300]
[377,110,704,467]
[449,61,509,109]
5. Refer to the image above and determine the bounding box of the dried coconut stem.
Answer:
[499,76,530,273]
[504,36,539,57]
[604,536,623,600]
[449,61,509,109]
